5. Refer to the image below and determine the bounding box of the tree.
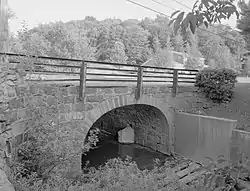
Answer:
[109,41,128,64]
[195,24,241,71]
[140,16,172,50]
[170,32,184,52]
[216,24,245,57]
[237,0,250,51]
[183,28,202,57]
[10,21,96,60]
[123,25,152,65]
[170,0,239,34]
[152,47,174,68]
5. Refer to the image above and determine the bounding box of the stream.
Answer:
[81,140,168,170]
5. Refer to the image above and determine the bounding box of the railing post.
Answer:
[79,61,87,101]
[172,69,178,97]
[136,66,143,101]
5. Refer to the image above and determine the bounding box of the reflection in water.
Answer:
[82,140,168,170]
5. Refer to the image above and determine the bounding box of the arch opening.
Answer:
[82,104,170,170]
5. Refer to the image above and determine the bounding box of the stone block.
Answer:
[76,112,85,120]
[29,85,38,95]
[98,88,113,94]
[46,96,57,106]
[123,95,128,105]
[145,141,155,150]
[15,86,28,97]
[68,86,79,95]
[59,87,68,96]
[17,108,26,119]
[7,88,16,98]
[114,96,120,108]
[135,137,145,146]
[65,113,73,122]
[118,95,124,106]
[58,114,67,123]
[59,104,72,113]
[63,95,76,104]
[3,111,18,123]
[147,130,155,137]
[86,111,97,124]
[72,102,85,112]
[43,86,58,96]
[82,103,93,111]
[15,133,23,146]
[108,99,115,110]
[71,112,77,120]
[102,100,110,112]
[85,88,97,94]
[126,94,134,105]
[98,103,106,115]
[114,87,129,94]
[156,143,169,155]
[86,95,103,102]
[9,98,24,109]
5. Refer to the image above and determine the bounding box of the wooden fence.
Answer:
[0,52,199,99]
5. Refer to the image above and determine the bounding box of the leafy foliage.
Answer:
[196,26,242,71]
[152,48,174,68]
[170,0,239,34]
[237,0,250,51]
[194,155,250,190]
[71,157,189,191]
[195,68,237,103]
[7,88,99,191]
[9,14,244,71]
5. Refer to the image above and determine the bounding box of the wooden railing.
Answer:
[0,52,199,99]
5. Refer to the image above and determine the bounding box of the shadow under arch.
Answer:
[84,101,170,153]
[82,103,171,169]
[83,93,174,144]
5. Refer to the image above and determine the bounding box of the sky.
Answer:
[8,0,244,34]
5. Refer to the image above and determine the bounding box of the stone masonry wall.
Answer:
[0,57,24,190]
[5,83,176,153]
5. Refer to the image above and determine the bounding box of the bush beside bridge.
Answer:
[195,68,237,103]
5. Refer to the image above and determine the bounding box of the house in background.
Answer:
[172,50,206,69]
[141,50,206,71]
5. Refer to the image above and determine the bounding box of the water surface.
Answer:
[82,140,168,170]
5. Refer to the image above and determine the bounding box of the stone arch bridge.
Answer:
[0,53,198,172]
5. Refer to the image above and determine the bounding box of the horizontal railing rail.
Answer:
[0,52,199,99]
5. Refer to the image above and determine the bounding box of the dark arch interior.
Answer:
[83,104,169,170]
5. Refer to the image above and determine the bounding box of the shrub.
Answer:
[8,92,99,191]
[195,68,237,103]
[70,157,189,191]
